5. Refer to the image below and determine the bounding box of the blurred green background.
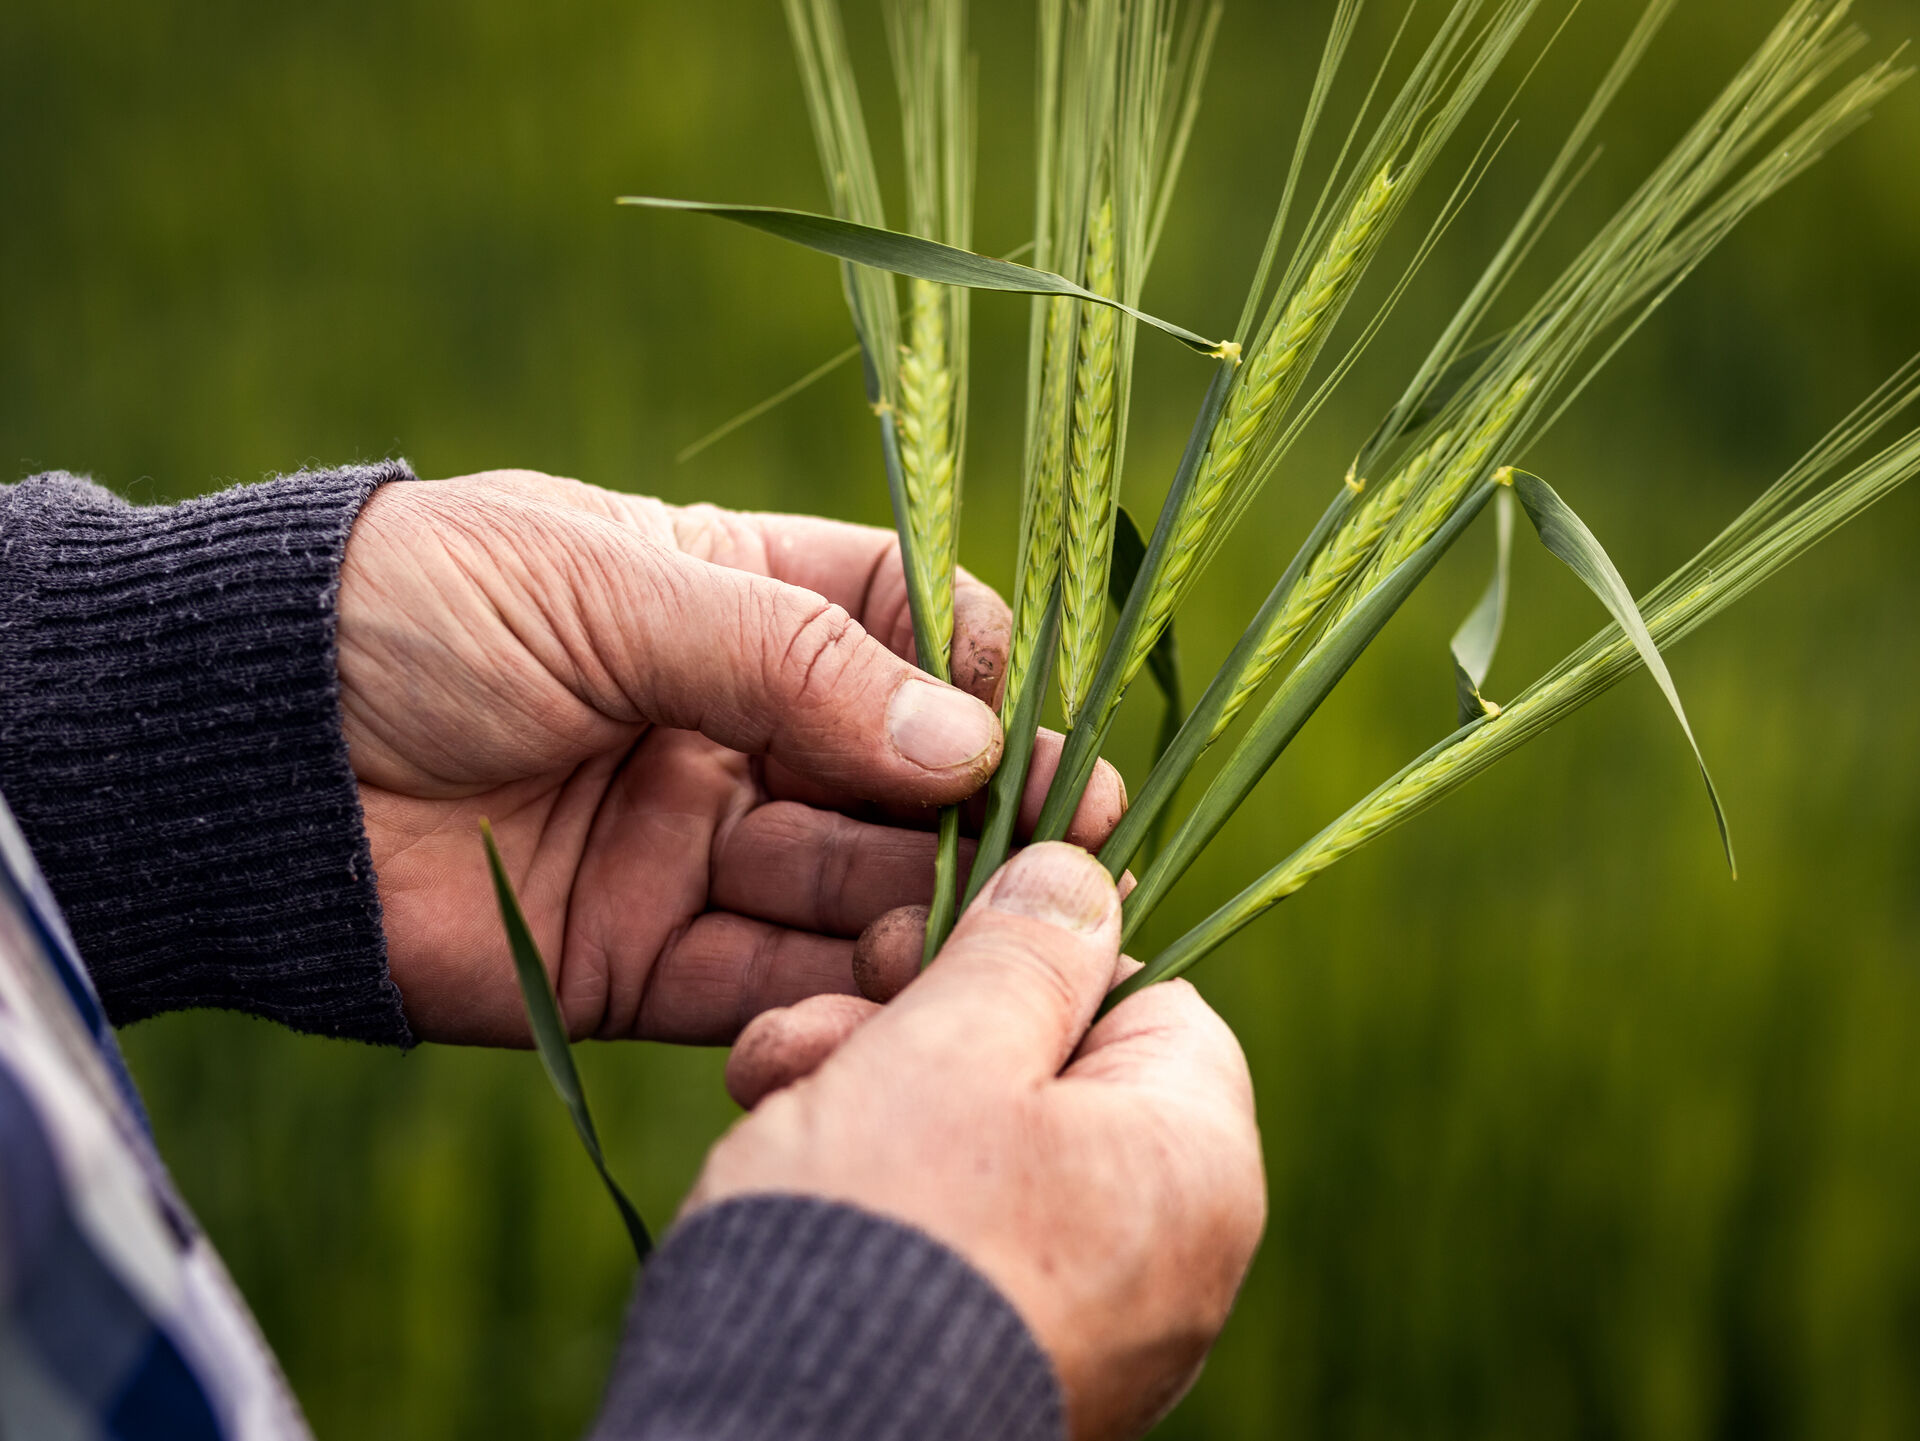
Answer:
[6,1,1920,1435]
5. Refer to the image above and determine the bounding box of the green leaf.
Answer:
[1450,486,1514,725]
[480,822,653,1262]
[619,197,1227,356]
[1508,469,1735,876]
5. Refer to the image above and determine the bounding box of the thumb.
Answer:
[598,537,1003,806]
[850,843,1122,1084]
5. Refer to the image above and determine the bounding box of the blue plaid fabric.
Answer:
[0,791,308,1439]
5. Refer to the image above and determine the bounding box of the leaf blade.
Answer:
[1508,469,1735,875]
[480,821,653,1261]
[1450,485,1515,725]
[618,197,1227,355]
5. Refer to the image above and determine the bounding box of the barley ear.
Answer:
[1123,164,1398,697]
[1206,432,1446,742]
[1006,294,1077,705]
[1059,192,1120,724]
[898,275,958,674]
[1334,373,1537,621]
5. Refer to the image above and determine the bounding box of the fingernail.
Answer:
[887,678,998,771]
[989,844,1116,934]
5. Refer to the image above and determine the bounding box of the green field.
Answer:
[6,1,1919,1435]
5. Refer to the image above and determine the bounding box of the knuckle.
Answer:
[768,594,872,709]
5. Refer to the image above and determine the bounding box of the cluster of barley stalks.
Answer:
[502,0,1920,1252]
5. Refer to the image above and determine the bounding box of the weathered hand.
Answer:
[337,470,1123,1045]
[694,843,1267,1441]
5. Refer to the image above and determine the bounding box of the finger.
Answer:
[852,883,1134,1007]
[558,524,1002,806]
[842,843,1121,1085]
[760,728,1128,850]
[630,913,859,1045]
[852,905,928,1003]
[666,506,1010,705]
[725,993,880,1109]
[1018,734,1128,850]
[949,573,1010,708]
[710,801,975,937]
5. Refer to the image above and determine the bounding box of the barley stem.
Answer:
[1096,484,1358,879]
[1210,432,1451,743]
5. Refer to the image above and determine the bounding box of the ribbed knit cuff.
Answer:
[594,1195,1064,1441]
[0,464,414,1045]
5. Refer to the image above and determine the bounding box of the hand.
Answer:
[693,843,1267,1441]
[337,470,1124,1045]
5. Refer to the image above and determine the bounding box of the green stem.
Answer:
[1120,478,1499,949]
[876,393,963,964]
[1098,485,1357,879]
[955,586,1063,921]
[923,807,963,964]
[1031,356,1241,842]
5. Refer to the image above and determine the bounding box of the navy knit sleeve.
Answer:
[0,465,413,1045]
[593,1195,1065,1441]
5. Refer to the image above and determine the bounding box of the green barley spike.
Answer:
[1007,294,1077,705]
[1059,192,1120,724]
[1206,432,1450,743]
[1333,373,1537,622]
[898,276,958,675]
[1123,163,1398,695]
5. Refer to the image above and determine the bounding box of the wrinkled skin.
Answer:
[338,469,1125,1044]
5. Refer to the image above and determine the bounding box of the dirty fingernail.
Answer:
[987,843,1116,935]
[887,678,998,771]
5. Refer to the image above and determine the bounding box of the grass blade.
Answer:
[618,196,1227,355]
[479,821,652,1263]
[1450,484,1515,724]
[1508,468,1734,874]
